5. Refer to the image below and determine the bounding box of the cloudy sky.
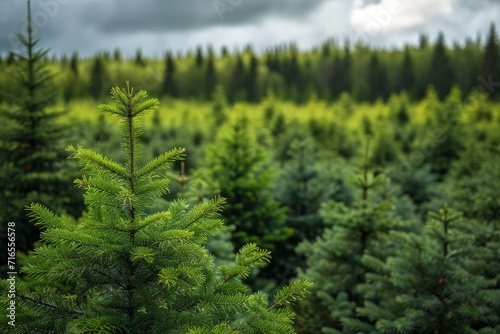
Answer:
[0,0,499,57]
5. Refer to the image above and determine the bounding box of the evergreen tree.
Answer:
[367,54,388,102]
[0,83,311,333]
[0,0,81,272]
[295,142,410,333]
[69,51,78,76]
[135,48,145,66]
[398,46,415,95]
[246,52,259,103]
[429,32,454,99]
[162,51,177,97]
[205,52,216,100]
[89,55,107,100]
[484,22,499,98]
[202,118,291,284]
[357,205,499,333]
[113,48,122,62]
[230,54,246,102]
[195,45,203,68]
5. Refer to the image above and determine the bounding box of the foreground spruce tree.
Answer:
[0,83,310,333]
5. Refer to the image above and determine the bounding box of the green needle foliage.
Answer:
[0,0,82,270]
[357,205,499,333]
[0,83,311,333]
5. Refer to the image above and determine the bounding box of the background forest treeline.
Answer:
[1,25,500,104]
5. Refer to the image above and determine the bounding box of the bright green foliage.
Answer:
[0,0,82,269]
[357,205,499,333]
[0,84,311,333]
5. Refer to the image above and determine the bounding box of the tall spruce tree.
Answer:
[89,55,107,100]
[0,83,311,333]
[0,0,81,272]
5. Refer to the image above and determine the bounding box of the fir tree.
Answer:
[0,0,81,272]
[135,48,145,67]
[0,83,311,333]
[195,45,203,68]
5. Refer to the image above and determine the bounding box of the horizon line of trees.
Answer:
[1,24,499,104]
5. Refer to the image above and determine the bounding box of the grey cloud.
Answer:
[78,0,327,33]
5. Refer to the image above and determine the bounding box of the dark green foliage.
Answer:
[429,33,454,100]
[89,56,107,100]
[162,52,177,97]
[367,54,388,102]
[69,51,78,76]
[135,48,145,67]
[205,52,217,100]
[357,205,499,333]
[202,118,291,286]
[0,0,81,271]
[295,145,411,333]
[0,83,311,333]
[484,23,500,98]
[398,46,415,95]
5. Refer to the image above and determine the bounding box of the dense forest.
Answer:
[0,1,499,333]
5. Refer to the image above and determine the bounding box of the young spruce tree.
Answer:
[0,83,311,333]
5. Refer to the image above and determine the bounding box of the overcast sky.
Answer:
[0,0,499,57]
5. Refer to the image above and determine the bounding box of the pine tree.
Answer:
[357,205,499,333]
[195,45,203,68]
[0,0,81,272]
[0,83,311,333]
[135,48,145,67]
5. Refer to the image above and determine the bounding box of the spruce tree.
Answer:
[357,205,499,333]
[0,0,81,271]
[295,141,410,333]
[202,118,291,286]
[0,83,311,333]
